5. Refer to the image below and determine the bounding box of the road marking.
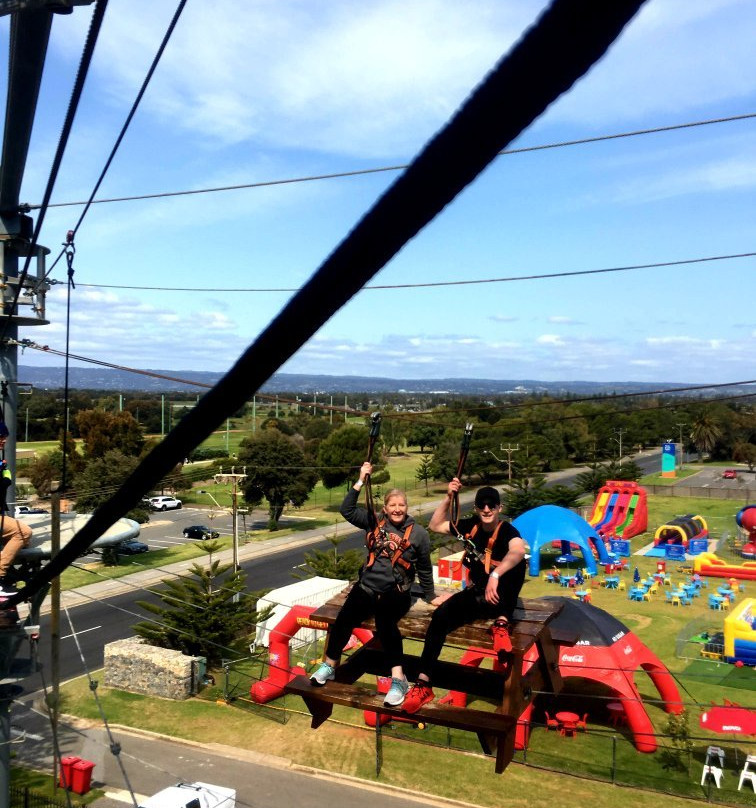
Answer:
[61,625,101,640]
[11,728,44,741]
[106,789,148,805]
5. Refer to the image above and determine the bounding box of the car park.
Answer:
[722,469,738,479]
[183,525,220,540]
[149,496,182,511]
[117,539,149,555]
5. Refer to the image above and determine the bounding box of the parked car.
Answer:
[117,539,149,555]
[149,496,182,511]
[183,525,220,540]
[722,469,738,479]
[14,505,48,517]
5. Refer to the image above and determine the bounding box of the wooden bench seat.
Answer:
[286,675,517,771]
[285,589,567,774]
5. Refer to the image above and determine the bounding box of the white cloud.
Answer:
[536,334,565,346]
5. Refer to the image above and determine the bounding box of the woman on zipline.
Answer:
[310,460,436,708]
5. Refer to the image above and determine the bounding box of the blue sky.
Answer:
[4,0,755,384]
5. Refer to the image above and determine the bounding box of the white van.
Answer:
[140,782,235,808]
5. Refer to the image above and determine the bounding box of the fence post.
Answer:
[611,735,617,784]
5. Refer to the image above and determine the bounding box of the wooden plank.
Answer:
[309,589,564,653]
[285,675,516,738]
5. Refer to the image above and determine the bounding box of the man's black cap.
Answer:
[475,486,501,508]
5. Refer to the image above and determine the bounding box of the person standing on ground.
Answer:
[0,423,31,595]
[403,479,526,713]
[310,461,436,708]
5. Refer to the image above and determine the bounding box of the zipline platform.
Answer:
[285,588,570,774]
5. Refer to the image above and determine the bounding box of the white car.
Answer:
[149,496,182,511]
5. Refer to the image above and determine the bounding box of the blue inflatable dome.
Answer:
[512,504,613,577]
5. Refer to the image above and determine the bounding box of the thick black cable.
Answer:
[33,0,188,289]
[5,0,648,608]
[0,0,108,345]
[63,605,139,807]
[68,0,188,241]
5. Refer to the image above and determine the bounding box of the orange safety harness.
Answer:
[465,521,502,574]
[365,519,414,574]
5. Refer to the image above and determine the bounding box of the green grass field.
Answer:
[54,470,756,807]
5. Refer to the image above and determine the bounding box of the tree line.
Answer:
[21,391,756,527]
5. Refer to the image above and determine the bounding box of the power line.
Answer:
[65,250,756,293]
[24,112,756,212]
[37,0,189,284]
[0,0,109,342]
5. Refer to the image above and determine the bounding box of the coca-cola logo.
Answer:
[561,654,584,663]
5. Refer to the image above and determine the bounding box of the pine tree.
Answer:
[133,552,262,666]
[295,535,364,582]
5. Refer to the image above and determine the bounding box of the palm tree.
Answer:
[690,413,722,463]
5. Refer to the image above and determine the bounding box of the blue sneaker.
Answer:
[383,677,409,707]
[310,662,335,686]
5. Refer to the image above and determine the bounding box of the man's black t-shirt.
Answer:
[456,515,526,588]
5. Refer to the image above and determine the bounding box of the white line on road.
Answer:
[62,625,101,640]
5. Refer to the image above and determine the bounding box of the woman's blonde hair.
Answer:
[383,488,407,506]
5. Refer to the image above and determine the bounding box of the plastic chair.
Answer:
[720,599,730,611]
[544,711,559,731]
[576,713,588,732]
[738,755,756,792]
[671,595,681,607]
[618,580,626,591]
[701,766,724,788]
[665,591,673,602]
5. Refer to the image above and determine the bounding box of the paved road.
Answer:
[11,453,664,807]
[11,712,470,808]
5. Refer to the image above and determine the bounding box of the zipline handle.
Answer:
[450,422,473,536]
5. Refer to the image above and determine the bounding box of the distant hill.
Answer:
[16,366,718,397]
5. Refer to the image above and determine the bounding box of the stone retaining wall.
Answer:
[104,637,204,700]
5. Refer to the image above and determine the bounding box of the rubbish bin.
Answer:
[71,759,95,795]
[59,756,80,789]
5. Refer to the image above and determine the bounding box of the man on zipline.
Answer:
[403,479,526,714]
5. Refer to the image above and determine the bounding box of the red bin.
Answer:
[59,756,80,789]
[71,759,95,795]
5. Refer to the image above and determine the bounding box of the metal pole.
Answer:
[49,489,60,788]
[231,478,239,603]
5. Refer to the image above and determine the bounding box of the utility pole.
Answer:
[613,428,626,466]
[214,469,247,601]
[675,422,687,466]
[484,444,519,481]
